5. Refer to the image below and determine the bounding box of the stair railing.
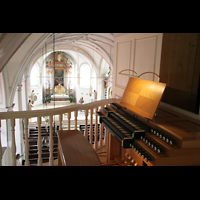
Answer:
[0,98,120,166]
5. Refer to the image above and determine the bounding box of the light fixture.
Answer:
[118,69,138,77]
[118,69,160,82]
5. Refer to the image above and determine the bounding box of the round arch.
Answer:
[7,33,113,109]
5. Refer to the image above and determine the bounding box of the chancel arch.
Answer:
[44,51,75,101]
[25,49,112,108]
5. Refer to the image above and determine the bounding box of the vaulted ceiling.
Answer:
[0,33,115,107]
[0,33,114,73]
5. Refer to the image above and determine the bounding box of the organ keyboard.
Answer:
[98,78,200,166]
[97,105,148,148]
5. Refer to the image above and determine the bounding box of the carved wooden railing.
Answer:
[0,98,120,166]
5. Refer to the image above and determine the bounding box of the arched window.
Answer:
[30,64,40,86]
[80,64,90,88]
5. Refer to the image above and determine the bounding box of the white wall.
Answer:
[76,56,93,104]
[112,33,163,99]
[0,72,5,109]
[0,72,7,163]
[21,75,27,111]
[30,85,43,106]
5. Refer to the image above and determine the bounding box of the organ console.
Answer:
[98,77,200,166]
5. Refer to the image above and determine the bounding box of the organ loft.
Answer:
[94,78,200,166]
[58,77,200,166]
[57,33,200,166]
[1,33,200,166]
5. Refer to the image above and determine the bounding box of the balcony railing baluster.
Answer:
[0,98,120,166]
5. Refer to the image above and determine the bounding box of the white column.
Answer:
[17,85,24,162]
[25,76,31,110]
[6,104,15,166]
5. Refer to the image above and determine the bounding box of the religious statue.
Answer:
[93,90,97,101]
[55,51,64,62]
[57,53,62,62]
[65,58,69,64]
[79,97,84,104]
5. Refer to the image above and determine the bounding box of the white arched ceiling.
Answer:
[24,33,113,76]
[1,33,114,107]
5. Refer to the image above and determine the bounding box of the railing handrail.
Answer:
[0,98,121,166]
[0,98,120,120]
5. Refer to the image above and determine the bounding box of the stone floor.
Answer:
[32,101,75,110]
[29,101,97,129]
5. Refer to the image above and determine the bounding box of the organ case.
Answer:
[98,77,200,166]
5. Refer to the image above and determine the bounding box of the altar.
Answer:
[51,83,71,101]
[45,51,74,102]
[51,94,69,101]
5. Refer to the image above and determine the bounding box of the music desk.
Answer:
[57,130,101,166]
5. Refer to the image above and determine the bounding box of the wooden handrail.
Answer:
[0,98,120,120]
[0,98,121,166]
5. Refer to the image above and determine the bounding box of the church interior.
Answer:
[0,33,200,166]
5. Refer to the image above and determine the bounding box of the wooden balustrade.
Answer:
[10,119,16,166]
[0,98,120,166]
[49,115,53,166]
[94,107,98,149]
[90,108,93,145]
[59,114,63,131]
[37,116,42,166]
[24,118,30,166]
[84,109,88,141]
